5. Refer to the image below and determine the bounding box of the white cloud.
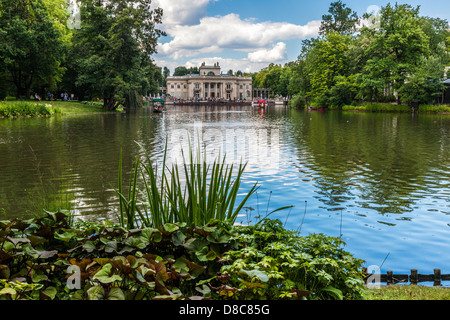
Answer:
[248,42,287,63]
[184,57,266,74]
[153,0,217,26]
[157,13,321,60]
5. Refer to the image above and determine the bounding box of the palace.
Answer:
[166,62,253,101]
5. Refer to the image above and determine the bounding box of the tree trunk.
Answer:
[103,96,118,111]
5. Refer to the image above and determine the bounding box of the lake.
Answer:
[0,104,449,276]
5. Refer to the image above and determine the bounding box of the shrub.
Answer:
[0,211,366,300]
[0,101,59,118]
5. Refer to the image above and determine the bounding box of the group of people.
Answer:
[42,92,76,101]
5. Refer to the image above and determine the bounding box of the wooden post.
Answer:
[386,271,393,285]
[434,269,441,287]
[410,269,418,285]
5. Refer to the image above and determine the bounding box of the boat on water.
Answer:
[308,106,328,111]
[252,99,267,108]
[152,98,165,113]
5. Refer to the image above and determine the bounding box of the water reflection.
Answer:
[0,105,449,272]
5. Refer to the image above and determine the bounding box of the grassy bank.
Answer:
[363,285,450,300]
[0,100,120,118]
[342,103,450,113]
[0,101,61,118]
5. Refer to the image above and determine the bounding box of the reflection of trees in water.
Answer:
[1,107,448,221]
[289,110,450,215]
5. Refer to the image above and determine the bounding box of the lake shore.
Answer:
[0,100,122,118]
[342,103,450,113]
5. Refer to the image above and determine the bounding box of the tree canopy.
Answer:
[252,2,449,108]
[0,0,67,98]
[0,0,165,110]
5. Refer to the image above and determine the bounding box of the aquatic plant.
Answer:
[117,141,260,229]
[0,211,366,300]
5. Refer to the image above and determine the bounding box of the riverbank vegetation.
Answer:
[252,2,450,110]
[0,100,121,118]
[0,101,61,118]
[342,103,450,113]
[0,143,366,300]
[0,0,165,111]
[0,211,365,300]
[363,285,450,300]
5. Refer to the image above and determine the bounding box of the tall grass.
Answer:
[418,104,450,113]
[117,140,260,229]
[342,103,411,112]
[0,101,61,118]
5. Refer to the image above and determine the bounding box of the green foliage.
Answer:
[212,219,365,300]
[0,211,366,300]
[417,104,450,113]
[342,103,410,112]
[255,2,449,108]
[0,101,60,118]
[0,0,67,98]
[319,0,359,35]
[70,0,165,110]
[117,141,260,229]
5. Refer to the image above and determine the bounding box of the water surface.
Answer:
[0,105,449,276]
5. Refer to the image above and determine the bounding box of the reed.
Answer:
[117,140,260,229]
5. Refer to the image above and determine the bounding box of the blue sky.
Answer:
[153,0,450,74]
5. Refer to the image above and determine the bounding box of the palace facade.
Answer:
[166,62,253,101]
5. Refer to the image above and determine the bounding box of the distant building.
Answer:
[166,62,253,100]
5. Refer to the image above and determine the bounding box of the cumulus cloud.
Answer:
[248,42,288,63]
[157,13,321,60]
[185,57,267,74]
[153,0,217,26]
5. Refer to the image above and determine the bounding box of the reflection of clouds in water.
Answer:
[167,123,282,175]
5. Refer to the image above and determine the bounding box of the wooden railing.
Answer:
[363,268,450,286]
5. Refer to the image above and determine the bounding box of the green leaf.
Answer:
[27,249,58,259]
[172,230,186,246]
[163,223,179,233]
[32,272,48,283]
[40,286,57,300]
[107,287,125,300]
[206,228,232,244]
[241,269,269,283]
[92,264,122,284]
[54,231,78,242]
[0,287,16,296]
[82,241,97,253]
[87,286,105,300]
[321,286,343,300]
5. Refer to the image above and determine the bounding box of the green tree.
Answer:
[362,4,431,104]
[319,1,359,36]
[0,0,66,98]
[73,0,165,110]
[304,32,351,100]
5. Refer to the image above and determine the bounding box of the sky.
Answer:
[152,0,450,74]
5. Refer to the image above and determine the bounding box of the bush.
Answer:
[418,104,450,113]
[0,212,366,300]
[0,101,60,118]
[342,103,410,112]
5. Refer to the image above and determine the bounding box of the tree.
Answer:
[173,66,199,76]
[304,32,352,99]
[73,0,165,111]
[319,1,359,36]
[0,0,66,98]
[361,4,436,104]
